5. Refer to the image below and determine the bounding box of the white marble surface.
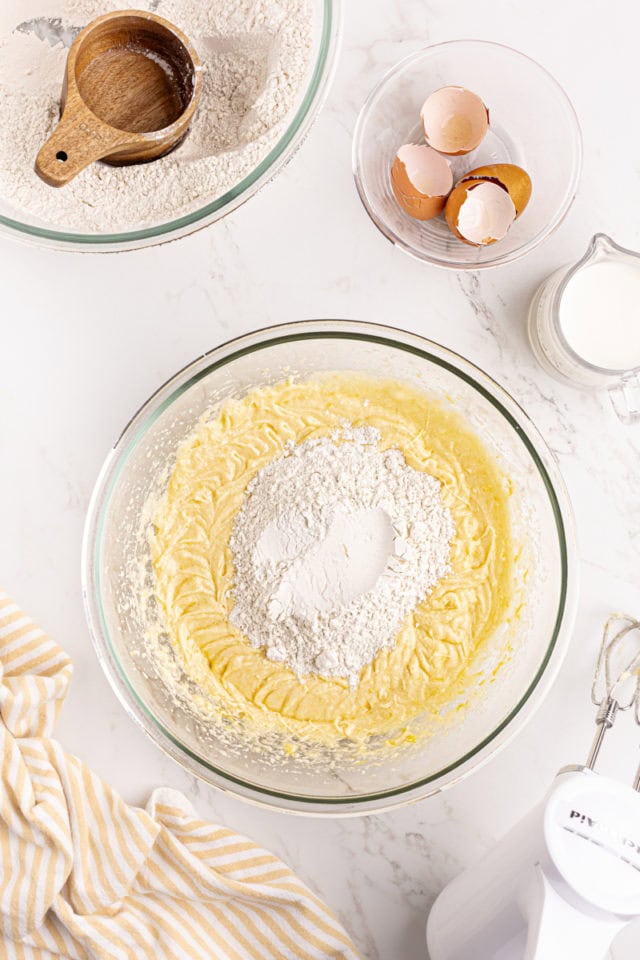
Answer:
[2,0,640,957]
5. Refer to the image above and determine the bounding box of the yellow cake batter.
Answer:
[151,374,514,745]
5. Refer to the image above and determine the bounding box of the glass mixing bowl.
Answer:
[0,0,340,253]
[353,41,582,270]
[82,320,578,814]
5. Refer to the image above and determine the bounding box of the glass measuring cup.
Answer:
[528,233,640,424]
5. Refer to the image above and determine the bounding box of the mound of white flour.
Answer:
[230,425,454,687]
[0,0,312,231]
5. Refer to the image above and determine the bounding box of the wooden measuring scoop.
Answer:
[35,10,202,187]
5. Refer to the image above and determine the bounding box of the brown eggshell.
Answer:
[444,177,516,246]
[445,181,482,244]
[461,164,532,217]
[390,147,451,221]
[420,86,489,156]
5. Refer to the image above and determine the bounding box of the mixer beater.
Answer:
[587,614,640,785]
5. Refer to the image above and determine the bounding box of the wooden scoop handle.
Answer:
[35,100,132,188]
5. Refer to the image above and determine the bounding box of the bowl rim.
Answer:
[82,319,578,814]
[352,39,584,270]
[0,0,341,253]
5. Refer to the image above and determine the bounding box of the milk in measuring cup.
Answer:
[527,235,640,423]
[559,260,640,370]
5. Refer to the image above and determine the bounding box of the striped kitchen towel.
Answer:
[0,592,360,960]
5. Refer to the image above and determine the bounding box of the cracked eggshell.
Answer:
[390,143,453,220]
[420,86,489,156]
[461,163,532,217]
[445,178,516,246]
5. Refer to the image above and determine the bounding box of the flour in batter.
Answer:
[229,424,454,686]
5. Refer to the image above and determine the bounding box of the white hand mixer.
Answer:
[427,615,640,960]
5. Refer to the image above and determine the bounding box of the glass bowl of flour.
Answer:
[0,0,339,251]
[83,320,578,814]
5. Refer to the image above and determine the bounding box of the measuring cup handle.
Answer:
[35,101,129,188]
[608,372,640,425]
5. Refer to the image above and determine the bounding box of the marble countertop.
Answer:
[3,0,640,956]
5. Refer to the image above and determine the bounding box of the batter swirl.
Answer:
[151,375,514,745]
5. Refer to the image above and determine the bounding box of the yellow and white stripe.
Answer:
[0,592,359,960]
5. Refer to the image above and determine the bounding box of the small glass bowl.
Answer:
[353,40,582,270]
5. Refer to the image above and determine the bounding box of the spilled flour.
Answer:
[0,0,312,231]
[230,425,454,686]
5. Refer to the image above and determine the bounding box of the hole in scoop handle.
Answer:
[35,103,130,187]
